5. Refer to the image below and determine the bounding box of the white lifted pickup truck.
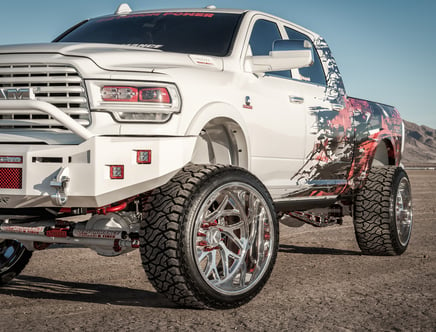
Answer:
[0,5,413,308]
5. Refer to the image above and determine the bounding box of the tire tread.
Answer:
[140,164,277,308]
[354,166,410,255]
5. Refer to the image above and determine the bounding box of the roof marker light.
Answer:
[205,5,217,9]
[115,3,132,15]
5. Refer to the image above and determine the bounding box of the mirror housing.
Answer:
[245,39,314,74]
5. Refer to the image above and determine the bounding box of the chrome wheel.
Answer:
[141,164,278,308]
[193,182,274,295]
[395,177,413,246]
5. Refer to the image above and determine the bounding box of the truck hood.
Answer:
[0,43,223,72]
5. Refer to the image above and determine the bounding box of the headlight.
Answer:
[87,80,181,123]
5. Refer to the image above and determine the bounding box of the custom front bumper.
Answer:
[0,100,196,208]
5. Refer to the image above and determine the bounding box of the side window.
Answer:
[249,19,290,78]
[285,27,326,86]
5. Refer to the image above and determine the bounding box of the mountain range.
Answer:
[402,120,436,166]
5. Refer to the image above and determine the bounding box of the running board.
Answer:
[274,196,338,213]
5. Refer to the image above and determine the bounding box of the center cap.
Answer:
[206,228,222,247]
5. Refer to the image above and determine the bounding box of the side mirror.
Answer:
[245,39,314,74]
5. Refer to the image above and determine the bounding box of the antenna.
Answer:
[115,3,132,15]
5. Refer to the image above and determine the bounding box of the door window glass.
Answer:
[285,27,326,85]
[249,19,290,78]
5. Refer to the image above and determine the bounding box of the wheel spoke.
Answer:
[215,257,247,289]
[216,242,243,285]
[248,198,263,245]
[225,191,249,234]
[256,208,267,266]
[203,250,220,281]
[236,260,248,287]
[220,225,244,250]
[203,190,247,223]
[197,249,209,263]
[203,194,234,222]
[220,241,242,262]
[219,244,231,279]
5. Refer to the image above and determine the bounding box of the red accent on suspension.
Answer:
[201,220,218,229]
[130,239,140,248]
[61,197,138,216]
[204,246,220,252]
[45,227,69,238]
[105,202,128,213]
[113,239,122,252]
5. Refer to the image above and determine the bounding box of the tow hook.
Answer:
[50,167,70,206]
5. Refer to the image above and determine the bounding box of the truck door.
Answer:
[283,27,354,197]
[243,18,309,195]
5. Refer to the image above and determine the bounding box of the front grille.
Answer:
[0,168,22,189]
[0,64,90,129]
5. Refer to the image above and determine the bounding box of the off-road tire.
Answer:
[0,240,32,285]
[139,164,279,309]
[354,166,413,255]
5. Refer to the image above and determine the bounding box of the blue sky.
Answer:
[1,0,435,128]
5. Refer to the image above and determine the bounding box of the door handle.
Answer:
[289,96,304,104]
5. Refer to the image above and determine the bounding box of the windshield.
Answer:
[55,12,243,56]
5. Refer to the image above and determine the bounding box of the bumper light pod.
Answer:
[110,165,124,179]
[136,150,152,164]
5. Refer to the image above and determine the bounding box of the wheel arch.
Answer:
[372,138,396,167]
[186,102,250,169]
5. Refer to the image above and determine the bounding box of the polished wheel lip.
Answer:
[395,177,413,246]
[192,182,274,296]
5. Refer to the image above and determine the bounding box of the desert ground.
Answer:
[0,170,434,331]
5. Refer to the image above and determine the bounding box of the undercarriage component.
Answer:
[83,212,140,256]
[287,204,343,227]
[0,212,140,257]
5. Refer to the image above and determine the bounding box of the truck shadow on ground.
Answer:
[0,275,177,308]
[1,246,361,307]
[279,244,361,255]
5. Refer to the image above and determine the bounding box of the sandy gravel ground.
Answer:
[0,170,434,331]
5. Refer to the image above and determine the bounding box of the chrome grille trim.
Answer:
[0,64,90,129]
